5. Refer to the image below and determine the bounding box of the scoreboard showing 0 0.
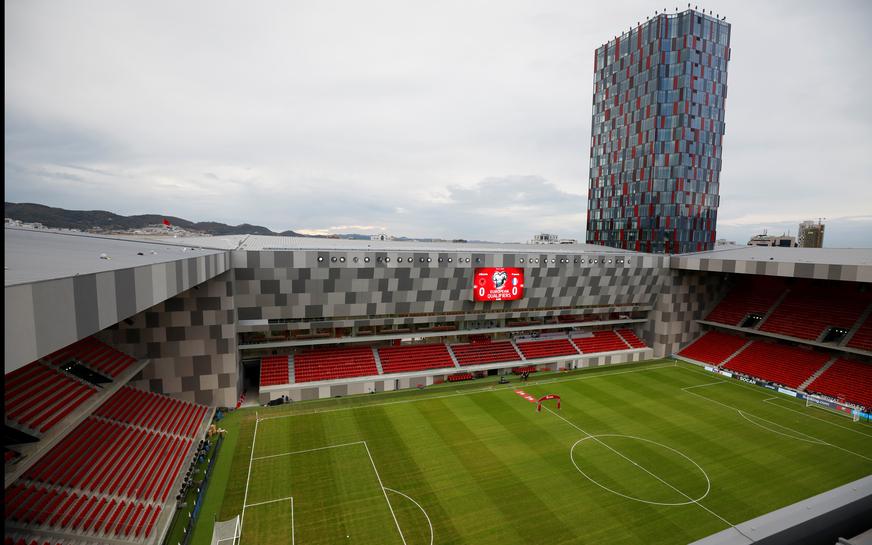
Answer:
[473,267,525,302]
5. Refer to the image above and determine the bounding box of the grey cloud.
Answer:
[4,0,871,248]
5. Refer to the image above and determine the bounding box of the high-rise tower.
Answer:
[586,9,731,254]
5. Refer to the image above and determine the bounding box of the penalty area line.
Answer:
[253,440,366,460]
[237,410,259,545]
[682,386,872,463]
[363,441,408,545]
[244,495,294,508]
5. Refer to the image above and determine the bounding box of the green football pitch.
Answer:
[209,360,872,545]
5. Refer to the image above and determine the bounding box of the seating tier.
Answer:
[378,344,455,374]
[705,277,786,326]
[4,362,97,434]
[723,342,829,389]
[516,339,579,360]
[806,358,872,409]
[571,331,629,354]
[8,388,205,542]
[451,341,521,366]
[94,386,208,438]
[846,318,872,352]
[760,286,871,341]
[678,331,749,366]
[616,329,647,348]
[447,373,474,382]
[294,346,378,383]
[42,336,137,378]
[260,356,290,387]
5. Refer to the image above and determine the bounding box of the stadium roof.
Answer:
[4,227,225,286]
[676,245,872,266]
[121,233,642,254]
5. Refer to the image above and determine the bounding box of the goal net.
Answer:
[805,395,860,422]
[210,515,240,545]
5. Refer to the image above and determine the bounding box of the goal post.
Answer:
[210,515,240,545]
[805,395,860,422]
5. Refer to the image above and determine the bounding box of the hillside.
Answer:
[4,202,301,236]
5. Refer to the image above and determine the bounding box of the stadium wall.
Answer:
[231,249,667,329]
[646,269,730,357]
[4,251,230,374]
[96,271,239,406]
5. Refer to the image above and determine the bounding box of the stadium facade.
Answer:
[587,9,731,254]
[4,227,872,544]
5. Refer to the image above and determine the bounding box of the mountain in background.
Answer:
[3,202,492,242]
[4,202,300,236]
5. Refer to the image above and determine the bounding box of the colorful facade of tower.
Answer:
[586,10,731,254]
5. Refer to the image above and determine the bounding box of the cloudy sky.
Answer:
[5,0,872,246]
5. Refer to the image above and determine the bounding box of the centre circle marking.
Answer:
[569,434,711,506]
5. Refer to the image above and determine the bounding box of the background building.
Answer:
[798,220,825,248]
[748,231,796,247]
[586,9,731,254]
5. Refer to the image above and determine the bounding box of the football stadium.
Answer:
[4,229,872,545]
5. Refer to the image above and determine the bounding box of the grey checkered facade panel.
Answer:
[4,252,231,374]
[233,250,668,327]
[671,256,872,283]
[96,271,238,407]
[646,269,728,357]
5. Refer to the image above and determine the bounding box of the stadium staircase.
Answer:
[805,357,872,409]
[372,347,385,375]
[449,340,523,367]
[758,284,872,341]
[446,346,462,369]
[755,289,791,329]
[288,355,295,384]
[798,356,838,391]
[722,341,830,389]
[705,277,787,326]
[677,331,751,367]
[377,344,456,374]
[843,307,872,352]
[4,386,211,544]
[515,338,579,360]
[570,331,630,354]
[615,329,647,348]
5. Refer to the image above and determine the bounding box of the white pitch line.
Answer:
[682,380,727,390]
[258,362,677,421]
[682,386,872,463]
[543,407,749,540]
[291,496,295,545]
[363,441,407,545]
[761,398,872,438]
[384,488,434,545]
[253,441,366,460]
[237,411,259,545]
[245,496,294,508]
[737,410,827,445]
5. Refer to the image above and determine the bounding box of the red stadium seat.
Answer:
[678,331,749,366]
[294,346,379,383]
[378,344,455,374]
[723,341,830,389]
[451,341,521,366]
[516,338,579,360]
[806,358,872,409]
[571,331,629,354]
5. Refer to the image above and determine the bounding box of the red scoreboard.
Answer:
[473,267,524,301]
